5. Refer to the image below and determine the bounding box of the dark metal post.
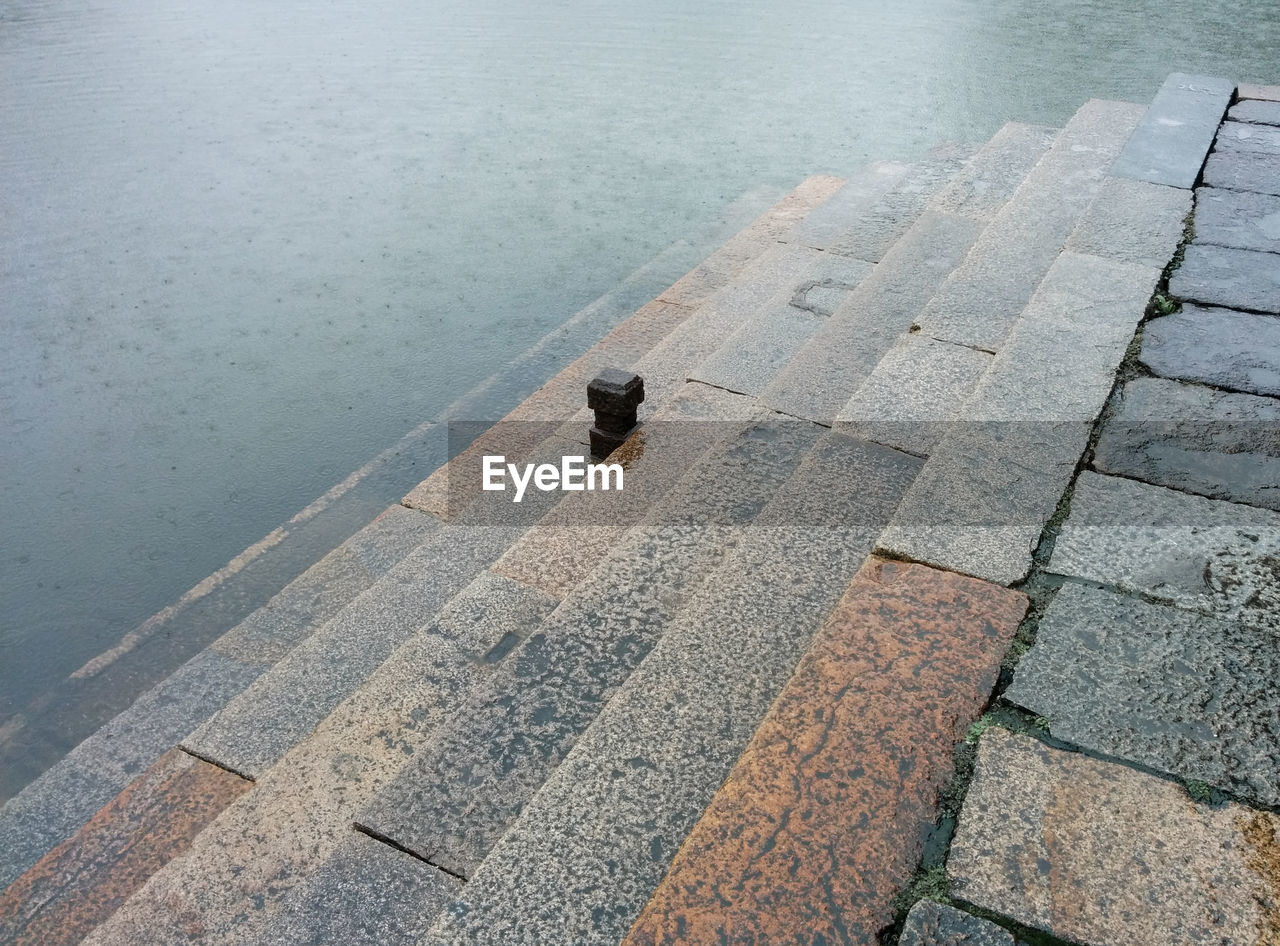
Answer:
[587,369,644,459]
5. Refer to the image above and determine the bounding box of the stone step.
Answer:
[1230,99,1280,126]
[1192,186,1280,254]
[948,728,1280,946]
[355,414,826,880]
[1140,305,1280,397]
[620,559,1025,946]
[79,572,557,946]
[1215,120,1280,156]
[1203,148,1280,196]
[0,749,249,946]
[916,99,1147,352]
[930,122,1059,223]
[421,435,925,946]
[1092,375,1280,511]
[1004,582,1280,807]
[1048,470,1280,633]
[1110,72,1234,189]
[0,503,437,890]
[790,160,912,253]
[1170,243,1280,314]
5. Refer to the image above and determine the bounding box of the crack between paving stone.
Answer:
[351,821,469,882]
[177,745,255,783]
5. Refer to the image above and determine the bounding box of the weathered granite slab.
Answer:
[949,729,1280,946]
[1141,305,1280,397]
[789,252,876,315]
[423,437,924,946]
[1169,243,1280,314]
[1049,471,1280,632]
[1064,176,1191,268]
[899,901,1017,946]
[689,303,824,397]
[1110,72,1234,188]
[1192,187,1280,254]
[918,99,1146,351]
[620,559,1024,946]
[1239,83,1280,103]
[791,161,911,254]
[1093,376,1280,509]
[1203,150,1280,196]
[1229,99,1280,127]
[931,122,1058,223]
[1006,583,1280,805]
[1215,120,1280,156]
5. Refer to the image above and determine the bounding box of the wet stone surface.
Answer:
[1169,242,1280,313]
[898,901,1018,946]
[1215,120,1280,156]
[1141,306,1280,396]
[1109,72,1234,188]
[1229,99,1280,126]
[1063,176,1192,268]
[1192,186,1280,255]
[1203,150,1280,196]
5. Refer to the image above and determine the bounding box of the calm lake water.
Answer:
[2,0,1277,775]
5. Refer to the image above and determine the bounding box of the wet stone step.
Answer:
[0,749,249,946]
[791,161,911,254]
[1063,176,1191,268]
[930,122,1058,223]
[1230,99,1280,126]
[620,559,1025,946]
[1140,305,1280,397]
[1092,376,1280,510]
[1169,243,1280,314]
[1109,72,1234,189]
[1192,186,1280,255]
[1005,582,1280,806]
[423,437,926,946]
[898,901,1017,946]
[1203,149,1280,196]
[1048,471,1280,633]
[949,729,1280,946]
[1215,120,1280,156]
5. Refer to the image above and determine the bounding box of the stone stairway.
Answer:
[4,73,1278,946]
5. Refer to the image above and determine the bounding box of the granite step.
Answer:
[790,160,912,254]
[1004,582,1280,807]
[421,434,925,946]
[621,559,1026,946]
[79,572,558,946]
[949,728,1280,946]
[355,412,824,880]
[1140,305,1280,397]
[1192,186,1280,254]
[1110,72,1234,189]
[916,99,1147,352]
[0,503,438,890]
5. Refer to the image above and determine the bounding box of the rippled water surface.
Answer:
[2,0,1277,738]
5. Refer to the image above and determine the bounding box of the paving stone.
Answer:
[1215,120,1280,156]
[1141,305,1280,396]
[1110,72,1234,188]
[359,418,826,879]
[424,438,925,946]
[81,573,556,946]
[948,728,1280,946]
[880,252,1158,585]
[1049,471,1280,632]
[789,252,876,315]
[835,334,992,456]
[931,122,1058,223]
[689,303,824,397]
[1192,186,1280,254]
[1229,99,1280,127]
[1064,176,1191,268]
[1239,83,1280,103]
[620,559,1025,946]
[0,649,260,889]
[1006,583,1280,806]
[1203,149,1280,196]
[791,161,911,253]
[256,833,460,946]
[918,99,1146,351]
[1170,243,1280,314]
[761,211,982,424]
[898,901,1017,946]
[0,749,249,946]
[1093,376,1280,510]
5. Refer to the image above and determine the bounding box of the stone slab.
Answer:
[835,334,992,456]
[1110,72,1234,188]
[1215,120,1280,156]
[620,559,1025,946]
[80,573,556,946]
[791,161,912,253]
[898,901,1017,946]
[931,122,1058,223]
[1141,305,1280,397]
[1064,176,1191,268]
[949,728,1280,946]
[1049,471,1280,632]
[918,99,1146,351]
[761,211,982,424]
[1192,186,1280,254]
[257,833,460,946]
[1006,582,1280,805]
[423,437,925,946]
[1169,243,1280,314]
[689,303,824,397]
[1229,99,1280,127]
[789,252,876,316]
[0,749,249,946]
[1239,83,1280,103]
[1203,149,1280,196]
[1093,376,1280,509]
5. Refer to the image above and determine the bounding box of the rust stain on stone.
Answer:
[1239,811,1280,946]
[623,557,1026,945]
[0,748,250,946]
